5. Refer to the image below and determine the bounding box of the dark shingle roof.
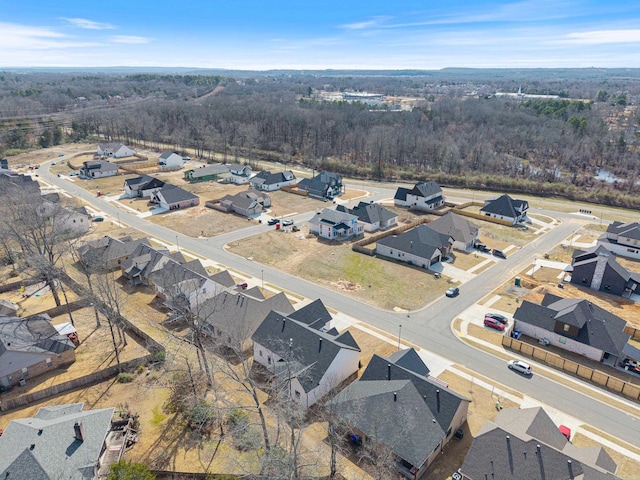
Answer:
[377,224,451,261]
[606,221,640,240]
[480,194,528,218]
[394,187,410,201]
[251,170,296,186]
[156,184,198,204]
[308,208,359,227]
[330,351,468,468]
[289,298,332,330]
[0,403,114,480]
[514,294,630,356]
[410,180,442,198]
[252,311,360,392]
[461,407,621,480]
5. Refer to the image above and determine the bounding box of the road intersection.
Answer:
[40,159,640,450]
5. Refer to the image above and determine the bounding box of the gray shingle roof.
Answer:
[298,171,341,197]
[337,202,397,226]
[251,170,296,186]
[377,224,451,260]
[514,294,630,356]
[252,311,360,392]
[330,350,468,468]
[411,180,442,198]
[461,407,621,480]
[288,298,332,330]
[427,212,479,245]
[0,403,115,480]
[308,208,359,228]
[480,194,528,218]
[394,187,410,201]
[606,221,640,240]
[155,184,198,204]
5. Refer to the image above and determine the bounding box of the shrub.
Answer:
[153,350,166,363]
[116,373,135,383]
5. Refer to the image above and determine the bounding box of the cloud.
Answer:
[0,22,99,50]
[62,17,116,30]
[341,16,391,30]
[110,35,152,44]
[563,29,640,45]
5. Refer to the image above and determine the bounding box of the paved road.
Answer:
[40,162,640,447]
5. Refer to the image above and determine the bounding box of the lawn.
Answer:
[228,228,452,311]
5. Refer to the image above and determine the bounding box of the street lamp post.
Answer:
[397,324,402,351]
[176,235,180,252]
[261,269,264,289]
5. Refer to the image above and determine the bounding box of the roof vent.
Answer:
[73,421,84,442]
[387,363,391,380]
[30,444,35,450]
[393,392,397,402]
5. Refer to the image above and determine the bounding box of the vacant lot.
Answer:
[228,228,452,311]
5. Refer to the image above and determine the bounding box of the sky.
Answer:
[1,0,640,70]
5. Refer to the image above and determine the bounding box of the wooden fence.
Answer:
[281,184,308,197]
[624,325,640,341]
[452,207,515,226]
[0,277,41,294]
[502,336,640,401]
[352,217,431,250]
[0,355,152,412]
[152,472,242,480]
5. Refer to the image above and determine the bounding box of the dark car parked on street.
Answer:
[492,248,507,259]
[445,287,460,298]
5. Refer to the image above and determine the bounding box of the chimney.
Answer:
[393,392,397,402]
[74,421,85,442]
[281,318,286,332]
[436,389,440,413]
[387,364,391,380]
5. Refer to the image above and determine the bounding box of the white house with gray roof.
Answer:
[394,181,445,211]
[376,224,453,269]
[158,151,184,168]
[308,208,364,241]
[249,170,297,191]
[0,403,116,480]
[252,305,360,409]
[597,221,640,260]
[151,184,199,211]
[480,194,529,225]
[97,142,134,158]
[336,201,398,232]
[79,160,118,179]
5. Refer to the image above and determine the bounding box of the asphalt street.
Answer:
[40,161,640,447]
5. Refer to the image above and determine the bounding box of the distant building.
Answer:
[151,184,199,211]
[249,170,297,191]
[336,201,397,232]
[184,164,229,182]
[597,221,640,260]
[297,171,343,199]
[158,151,184,169]
[308,208,364,241]
[480,194,529,225]
[97,142,134,158]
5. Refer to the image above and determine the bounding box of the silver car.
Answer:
[507,360,532,375]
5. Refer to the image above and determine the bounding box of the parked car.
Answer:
[267,218,279,225]
[282,219,294,226]
[507,360,532,375]
[445,287,460,298]
[91,216,104,222]
[492,248,507,259]
[474,242,490,252]
[483,317,505,331]
[485,313,508,325]
[236,282,248,290]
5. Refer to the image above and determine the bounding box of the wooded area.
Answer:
[2,69,640,207]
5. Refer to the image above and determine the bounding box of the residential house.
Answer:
[394,181,445,211]
[198,290,294,352]
[120,243,181,286]
[597,221,640,260]
[0,171,41,195]
[252,305,360,408]
[427,212,479,251]
[376,224,453,269]
[158,151,185,168]
[151,184,199,211]
[97,142,135,158]
[0,403,117,480]
[570,245,640,298]
[0,314,76,388]
[78,236,151,270]
[460,407,622,480]
[330,349,470,479]
[298,170,343,199]
[224,163,253,184]
[480,194,529,225]
[184,164,229,182]
[151,260,235,312]
[513,293,631,364]
[336,201,398,232]
[123,175,165,198]
[308,208,364,241]
[217,189,272,217]
[52,205,91,235]
[79,160,118,179]
[249,170,297,191]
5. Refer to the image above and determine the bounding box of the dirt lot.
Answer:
[5,143,97,170]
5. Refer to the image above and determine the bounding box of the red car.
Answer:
[484,317,505,331]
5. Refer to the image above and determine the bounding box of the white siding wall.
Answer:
[376,244,439,269]
[596,239,640,260]
[304,348,359,408]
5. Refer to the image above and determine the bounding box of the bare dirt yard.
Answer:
[227,227,453,311]
[6,143,97,170]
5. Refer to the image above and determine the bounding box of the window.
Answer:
[294,390,301,399]
[268,356,272,364]
[22,367,28,376]
[259,350,263,357]
[605,285,611,291]
[582,278,588,284]
[563,324,570,332]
